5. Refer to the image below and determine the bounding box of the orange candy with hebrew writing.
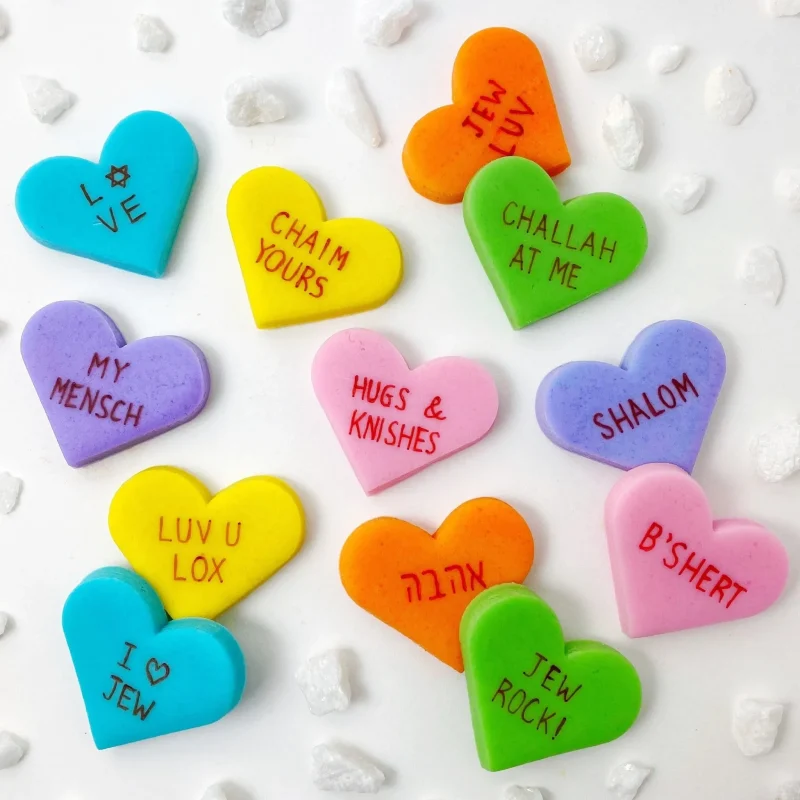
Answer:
[339,498,535,671]
[402,27,571,204]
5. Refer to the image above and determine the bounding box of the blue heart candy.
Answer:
[16,111,198,278]
[62,567,245,750]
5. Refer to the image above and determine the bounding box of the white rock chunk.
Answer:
[200,785,228,800]
[663,174,706,214]
[0,472,22,514]
[753,419,800,482]
[573,25,617,71]
[0,6,9,38]
[0,732,25,770]
[0,612,9,636]
[356,0,416,46]
[739,245,784,305]
[222,0,283,37]
[775,169,800,211]
[777,782,800,800]
[648,44,686,74]
[21,76,74,124]
[607,763,652,800]
[732,698,785,756]
[705,65,754,125]
[602,94,644,170]
[225,76,286,126]
[296,650,351,716]
[504,787,545,800]
[311,743,385,793]
[134,14,172,53]
[766,0,800,15]
[326,68,382,147]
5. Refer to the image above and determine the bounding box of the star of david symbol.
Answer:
[105,164,131,189]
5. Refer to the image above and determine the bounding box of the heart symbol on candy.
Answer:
[312,328,499,493]
[109,467,305,620]
[227,167,403,328]
[62,567,246,750]
[340,498,535,671]
[461,585,642,770]
[16,111,198,278]
[605,463,789,638]
[464,157,648,328]
[20,301,210,467]
[536,320,726,472]
[403,27,571,204]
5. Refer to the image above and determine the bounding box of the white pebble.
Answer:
[602,94,644,170]
[0,472,22,514]
[573,25,617,71]
[296,650,351,716]
[0,6,9,38]
[606,763,652,800]
[663,174,706,214]
[648,44,686,74]
[775,169,800,211]
[134,14,172,53]
[222,0,283,37]
[200,786,228,800]
[739,245,784,305]
[0,612,9,636]
[705,65,754,125]
[311,743,385,793]
[225,76,286,126]
[732,698,785,756]
[0,732,25,770]
[777,782,800,800]
[21,76,74,124]
[753,419,800,482]
[765,0,800,15]
[504,787,544,800]
[326,68,382,147]
[356,0,416,46]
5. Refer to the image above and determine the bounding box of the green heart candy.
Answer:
[464,157,648,329]
[461,584,642,771]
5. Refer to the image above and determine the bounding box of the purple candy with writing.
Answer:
[535,320,726,472]
[21,301,210,467]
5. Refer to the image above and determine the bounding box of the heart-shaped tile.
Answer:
[16,111,197,278]
[340,498,534,671]
[312,328,499,493]
[227,167,403,328]
[464,157,648,328]
[605,463,788,638]
[403,27,571,204]
[461,584,641,770]
[62,567,246,750]
[537,320,726,472]
[21,301,210,467]
[109,467,305,619]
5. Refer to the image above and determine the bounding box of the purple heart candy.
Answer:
[21,301,210,467]
[535,320,726,472]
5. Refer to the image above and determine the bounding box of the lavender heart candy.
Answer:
[21,301,210,467]
[535,320,726,472]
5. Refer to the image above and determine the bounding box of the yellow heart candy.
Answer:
[227,167,403,328]
[109,467,305,619]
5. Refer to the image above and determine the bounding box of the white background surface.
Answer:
[0,1,799,798]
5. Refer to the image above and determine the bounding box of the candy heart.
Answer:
[605,463,789,638]
[312,328,499,493]
[403,27,570,204]
[464,157,648,328]
[20,301,210,467]
[536,320,726,472]
[340,498,534,671]
[62,567,246,750]
[16,111,197,278]
[109,467,305,619]
[461,585,641,770]
[227,167,403,328]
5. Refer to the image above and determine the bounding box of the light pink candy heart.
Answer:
[605,463,788,638]
[312,329,499,494]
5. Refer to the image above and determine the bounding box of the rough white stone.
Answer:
[648,44,686,74]
[753,419,800,482]
[311,743,385,793]
[739,245,784,305]
[225,76,286,126]
[21,76,74,124]
[606,763,652,800]
[0,612,9,637]
[766,0,800,15]
[775,169,800,211]
[296,650,351,716]
[222,0,283,37]
[356,0,416,46]
[663,174,706,214]
[134,14,172,53]
[200,786,228,800]
[0,472,22,514]
[326,68,382,147]
[0,732,25,770]
[0,7,9,38]
[777,782,800,800]
[732,698,785,756]
[602,94,644,170]
[504,787,544,800]
[705,65,754,125]
[573,25,617,71]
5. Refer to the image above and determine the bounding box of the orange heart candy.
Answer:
[339,498,535,671]
[402,27,571,204]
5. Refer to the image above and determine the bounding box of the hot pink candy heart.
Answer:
[605,463,788,638]
[312,329,499,494]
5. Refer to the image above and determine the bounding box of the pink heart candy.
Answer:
[312,329,499,494]
[604,463,788,638]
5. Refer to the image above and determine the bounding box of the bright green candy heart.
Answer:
[461,584,642,771]
[463,157,648,329]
